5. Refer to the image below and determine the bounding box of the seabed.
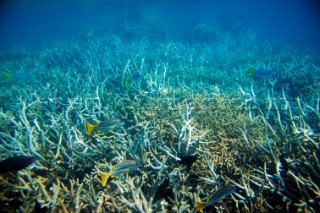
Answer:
[0,34,319,212]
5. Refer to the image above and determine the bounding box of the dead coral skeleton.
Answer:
[0,36,319,212]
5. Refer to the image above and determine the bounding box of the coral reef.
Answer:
[0,34,319,212]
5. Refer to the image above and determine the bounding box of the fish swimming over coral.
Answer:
[101,160,142,186]
[123,73,144,84]
[196,185,236,211]
[86,118,125,135]
[0,156,36,174]
[246,67,272,77]
[0,72,30,82]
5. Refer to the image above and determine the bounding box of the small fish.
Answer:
[101,160,142,186]
[246,67,272,77]
[86,118,125,135]
[196,185,236,211]
[0,156,36,174]
[177,155,198,166]
[0,72,30,82]
[123,74,144,84]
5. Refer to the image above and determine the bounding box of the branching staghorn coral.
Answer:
[0,34,319,212]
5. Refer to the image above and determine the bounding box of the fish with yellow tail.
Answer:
[101,160,142,186]
[195,185,236,211]
[86,118,125,135]
[246,67,272,77]
[0,72,30,82]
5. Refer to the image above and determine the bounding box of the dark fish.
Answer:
[131,74,144,81]
[196,185,236,211]
[34,200,48,213]
[153,178,174,203]
[0,156,36,174]
[255,69,272,76]
[177,155,198,166]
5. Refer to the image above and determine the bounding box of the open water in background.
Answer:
[0,0,320,52]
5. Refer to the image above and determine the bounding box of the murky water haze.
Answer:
[0,0,319,51]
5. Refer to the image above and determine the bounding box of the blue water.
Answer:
[0,0,319,51]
